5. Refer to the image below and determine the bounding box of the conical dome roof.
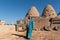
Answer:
[57,12,60,15]
[25,6,40,17]
[42,4,57,18]
[56,12,60,18]
[55,15,60,18]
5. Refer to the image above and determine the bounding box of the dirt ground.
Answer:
[0,30,60,40]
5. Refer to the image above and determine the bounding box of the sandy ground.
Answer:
[0,30,60,40]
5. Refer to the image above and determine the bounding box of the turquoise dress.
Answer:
[26,19,34,39]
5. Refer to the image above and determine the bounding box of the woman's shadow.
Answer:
[12,34,26,39]
[12,34,30,40]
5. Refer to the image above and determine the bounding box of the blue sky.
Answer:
[0,0,60,24]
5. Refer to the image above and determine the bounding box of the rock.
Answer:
[54,26,60,31]
[43,26,51,31]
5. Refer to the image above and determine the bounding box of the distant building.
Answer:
[0,20,5,25]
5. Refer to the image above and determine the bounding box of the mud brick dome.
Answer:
[42,4,57,18]
[55,12,60,18]
[55,15,60,18]
[25,6,40,19]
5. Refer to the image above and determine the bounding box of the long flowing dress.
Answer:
[26,19,34,39]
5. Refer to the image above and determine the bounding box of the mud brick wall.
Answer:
[33,18,50,31]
